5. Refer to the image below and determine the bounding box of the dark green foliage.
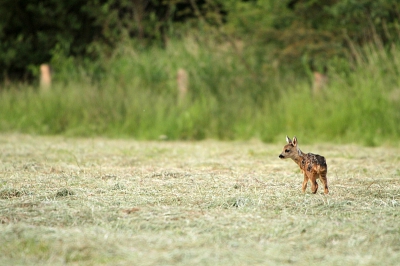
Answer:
[0,0,225,81]
[2,0,399,81]
[225,0,400,72]
[0,0,100,80]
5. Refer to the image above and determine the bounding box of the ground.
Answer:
[0,134,399,265]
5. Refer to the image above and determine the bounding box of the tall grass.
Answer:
[270,42,400,145]
[0,36,399,144]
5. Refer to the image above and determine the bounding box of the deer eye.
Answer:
[285,149,290,153]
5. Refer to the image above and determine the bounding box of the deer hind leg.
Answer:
[310,174,318,194]
[319,172,329,194]
[302,173,308,193]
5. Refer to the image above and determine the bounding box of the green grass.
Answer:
[0,37,399,144]
[0,134,399,265]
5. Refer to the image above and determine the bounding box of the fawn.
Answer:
[279,136,329,194]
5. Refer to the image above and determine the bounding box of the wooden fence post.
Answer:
[40,64,51,91]
[177,68,188,103]
[312,72,328,96]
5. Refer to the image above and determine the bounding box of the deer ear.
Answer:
[286,136,292,144]
[292,136,298,146]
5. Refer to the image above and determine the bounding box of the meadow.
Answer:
[0,134,399,265]
[1,3,399,265]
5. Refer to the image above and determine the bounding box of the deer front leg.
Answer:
[302,172,308,193]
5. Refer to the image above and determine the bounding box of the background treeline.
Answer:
[1,0,399,80]
[0,0,400,145]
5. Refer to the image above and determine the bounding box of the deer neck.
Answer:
[291,149,305,167]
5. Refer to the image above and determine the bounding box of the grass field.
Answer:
[0,134,399,265]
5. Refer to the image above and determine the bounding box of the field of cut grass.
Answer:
[0,134,399,265]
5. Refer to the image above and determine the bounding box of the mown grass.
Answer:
[0,37,399,144]
[0,134,399,265]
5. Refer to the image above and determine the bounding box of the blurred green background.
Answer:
[1,0,399,145]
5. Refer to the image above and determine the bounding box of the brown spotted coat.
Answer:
[279,136,329,194]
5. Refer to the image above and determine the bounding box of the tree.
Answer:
[0,0,221,82]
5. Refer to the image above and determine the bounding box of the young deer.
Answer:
[279,136,329,194]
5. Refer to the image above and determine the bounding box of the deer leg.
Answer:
[302,173,308,193]
[319,173,329,194]
[310,175,318,194]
